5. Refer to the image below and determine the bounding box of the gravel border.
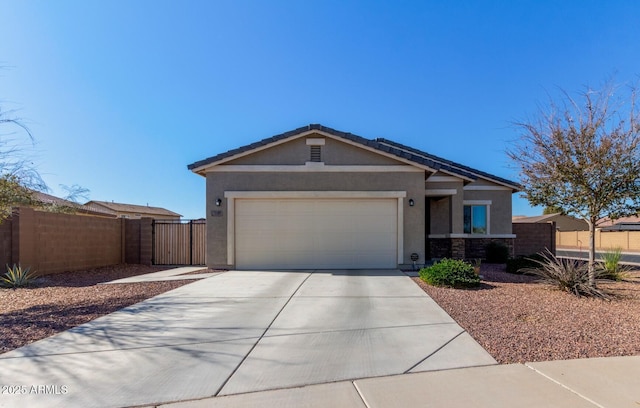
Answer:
[413,264,640,363]
[0,265,192,354]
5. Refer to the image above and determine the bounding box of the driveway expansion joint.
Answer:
[213,271,315,396]
[523,363,606,408]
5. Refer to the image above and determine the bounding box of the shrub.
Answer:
[1,264,37,288]
[598,247,631,281]
[419,258,480,288]
[485,241,509,263]
[506,254,546,274]
[521,250,610,299]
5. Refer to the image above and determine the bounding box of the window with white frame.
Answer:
[463,201,490,234]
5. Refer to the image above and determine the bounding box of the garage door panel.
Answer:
[235,198,398,269]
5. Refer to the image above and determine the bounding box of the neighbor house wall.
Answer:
[205,171,425,268]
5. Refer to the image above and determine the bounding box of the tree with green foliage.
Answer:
[508,81,640,289]
[543,205,564,215]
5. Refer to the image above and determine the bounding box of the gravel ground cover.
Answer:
[413,264,640,363]
[0,265,194,354]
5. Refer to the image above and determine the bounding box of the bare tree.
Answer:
[508,81,640,288]
[0,106,89,221]
[0,106,46,220]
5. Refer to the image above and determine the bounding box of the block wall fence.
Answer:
[512,222,557,257]
[557,229,640,252]
[0,207,152,276]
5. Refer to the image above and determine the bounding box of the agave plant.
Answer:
[522,250,610,300]
[1,264,37,288]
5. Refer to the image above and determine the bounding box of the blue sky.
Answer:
[1,0,639,219]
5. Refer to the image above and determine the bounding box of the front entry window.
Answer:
[464,205,487,234]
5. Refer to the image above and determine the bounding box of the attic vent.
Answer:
[310,145,322,162]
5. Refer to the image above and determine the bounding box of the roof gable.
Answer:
[188,124,521,190]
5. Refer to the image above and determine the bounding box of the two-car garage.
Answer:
[228,193,404,269]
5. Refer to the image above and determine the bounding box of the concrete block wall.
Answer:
[0,217,12,267]
[124,218,153,265]
[6,207,153,276]
[513,222,556,257]
[12,207,123,274]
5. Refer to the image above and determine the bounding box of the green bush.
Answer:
[506,254,546,274]
[419,258,480,288]
[485,241,509,263]
[1,264,37,288]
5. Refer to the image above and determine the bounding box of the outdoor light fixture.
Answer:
[215,198,222,207]
[409,199,415,207]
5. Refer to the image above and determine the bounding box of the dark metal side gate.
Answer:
[152,219,206,265]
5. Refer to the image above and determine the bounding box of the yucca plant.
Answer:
[521,250,610,299]
[598,247,631,281]
[1,264,37,288]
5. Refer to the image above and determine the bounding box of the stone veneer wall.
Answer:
[429,237,515,260]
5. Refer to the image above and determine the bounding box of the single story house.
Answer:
[598,215,640,231]
[512,213,589,231]
[85,200,182,220]
[188,124,520,270]
[29,191,117,218]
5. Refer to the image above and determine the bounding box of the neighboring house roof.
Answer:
[598,215,640,227]
[512,213,563,223]
[188,124,521,190]
[513,213,589,231]
[32,191,117,217]
[86,200,182,218]
[601,222,640,231]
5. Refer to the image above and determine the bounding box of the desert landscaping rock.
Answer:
[0,265,192,354]
[414,264,640,363]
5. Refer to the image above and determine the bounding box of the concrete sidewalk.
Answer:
[160,356,640,408]
[100,266,221,283]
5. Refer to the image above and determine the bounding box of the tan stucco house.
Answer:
[189,124,520,270]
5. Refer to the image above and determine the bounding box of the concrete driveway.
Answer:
[0,269,495,408]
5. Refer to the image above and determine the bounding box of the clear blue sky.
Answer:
[2,0,639,219]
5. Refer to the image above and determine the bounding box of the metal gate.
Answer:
[152,219,206,265]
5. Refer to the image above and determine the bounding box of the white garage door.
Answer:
[235,198,398,269]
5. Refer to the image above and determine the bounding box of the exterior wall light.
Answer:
[215,198,222,207]
[409,199,415,207]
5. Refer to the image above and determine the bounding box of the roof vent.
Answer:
[310,145,322,162]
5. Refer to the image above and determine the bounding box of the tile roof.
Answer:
[32,191,117,217]
[598,215,640,227]
[86,201,182,217]
[188,123,521,190]
[512,213,561,223]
